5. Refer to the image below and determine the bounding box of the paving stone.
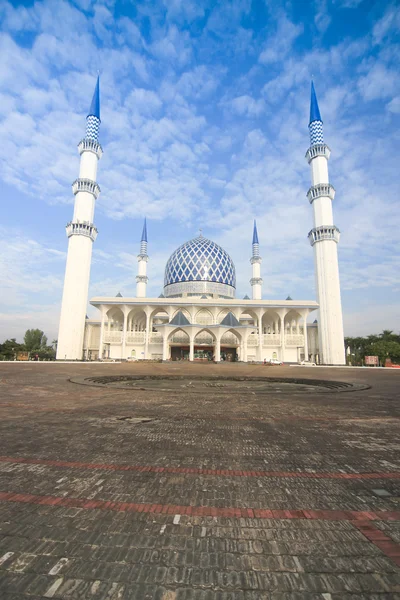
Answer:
[0,362,399,599]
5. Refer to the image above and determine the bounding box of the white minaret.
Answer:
[306,82,345,365]
[56,77,102,360]
[136,218,149,298]
[250,220,262,300]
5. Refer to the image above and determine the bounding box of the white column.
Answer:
[242,334,248,363]
[56,135,102,359]
[189,335,194,362]
[258,316,263,361]
[145,313,150,359]
[214,334,221,362]
[162,331,169,361]
[280,316,285,363]
[98,308,105,360]
[136,256,148,298]
[306,138,345,364]
[122,311,128,359]
[303,316,309,362]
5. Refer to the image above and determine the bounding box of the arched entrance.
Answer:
[168,328,190,361]
[220,329,241,362]
[193,329,216,362]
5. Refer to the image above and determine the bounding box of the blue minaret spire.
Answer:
[86,75,101,141]
[252,220,259,255]
[308,81,324,146]
[250,220,262,299]
[140,218,148,256]
[137,218,149,297]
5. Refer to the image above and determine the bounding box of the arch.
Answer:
[149,308,169,332]
[220,327,242,346]
[126,308,146,332]
[171,307,191,323]
[284,309,303,334]
[194,308,213,325]
[194,328,216,345]
[217,308,230,323]
[261,309,281,335]
[167,327,190,343]
[239,308,258,327]
[106,307,124,331]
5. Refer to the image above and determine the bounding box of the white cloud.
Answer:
[259,16,303,65]
[0,0,399,341]
[228,95,265,118]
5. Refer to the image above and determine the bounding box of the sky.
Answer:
[0,0,399,343]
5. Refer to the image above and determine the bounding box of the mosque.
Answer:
[56,78,345,365]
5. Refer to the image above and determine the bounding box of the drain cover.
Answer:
[70,375,369,394]
[115,416,153,423]
[372,488,391,497]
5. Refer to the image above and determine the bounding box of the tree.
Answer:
[369,340,400,365]
[0,338,25,360]
[24,329,48,354]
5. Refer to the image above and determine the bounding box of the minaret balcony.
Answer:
[305,144,331,164]
[250,277,263,285]
[137,254,149,262]
[66,221,98,242]
[250,256,262,264]
[308,225,340,246]
[72,178,101,199]
[78,138,103,159]
[307,183,335,204]
[136,275,148,284]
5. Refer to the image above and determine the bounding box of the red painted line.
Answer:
[353,520,400,568]
[0,490,400,524]
[0,455,399,482]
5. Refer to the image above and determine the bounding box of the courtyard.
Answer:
[0,362,399,599]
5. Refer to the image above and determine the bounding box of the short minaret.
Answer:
[306,82,345,365]
[250,220,262,300]
[136,218,149,298]
[56,76,102,360]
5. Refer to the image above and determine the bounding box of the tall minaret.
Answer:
[306,82,345,365]
[250,220,262,300]
[56,76,102,360]
[136,218,149,298]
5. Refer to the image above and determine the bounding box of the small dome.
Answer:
[164,235,236,298]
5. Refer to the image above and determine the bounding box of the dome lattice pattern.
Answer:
[164,235,236,289]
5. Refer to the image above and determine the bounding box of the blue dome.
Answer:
[164,235,236,297]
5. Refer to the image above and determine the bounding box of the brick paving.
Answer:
[0,362,399,599]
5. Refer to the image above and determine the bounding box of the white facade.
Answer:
[84,298,319,363]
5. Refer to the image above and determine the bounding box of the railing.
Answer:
[194,334,213,345]
[66,221,97,242]
[103,332,122,343]
[247,336,259,347]
[220,333,239,345]
[305,144,331,163]
[308,225,340,246]
[72,178,101,199]
[78,138,103,158]
[285,335,305,347]
[195,316,214,325]
[170,334,190,344]
[262,334,281,346]
[126,332,145,344]
[307,183,335,204]
[149,333,163,344]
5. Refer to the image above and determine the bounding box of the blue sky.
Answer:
[0,0,399,342]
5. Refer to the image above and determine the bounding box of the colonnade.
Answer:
[94,303,315,362]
